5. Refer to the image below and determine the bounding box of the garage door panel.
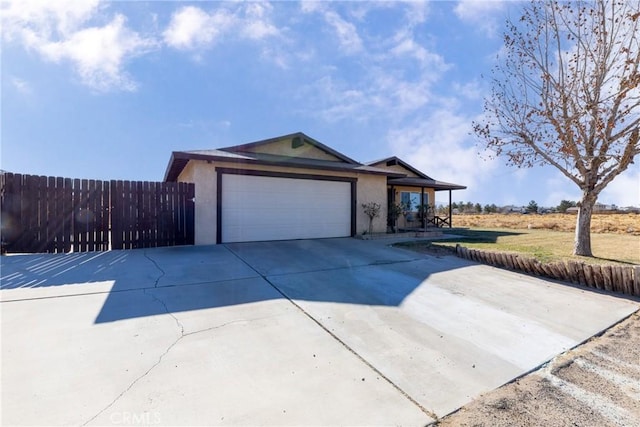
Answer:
[222,174,351,243]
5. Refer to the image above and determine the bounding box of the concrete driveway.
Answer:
[2,238,637,426]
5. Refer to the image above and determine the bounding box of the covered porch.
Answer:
[387,177,466,232]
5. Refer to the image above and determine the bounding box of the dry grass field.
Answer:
[402,213,640,265]
[451,213,640,235]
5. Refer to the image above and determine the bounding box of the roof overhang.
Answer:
[387,177,467,191]
[164,151,405,182]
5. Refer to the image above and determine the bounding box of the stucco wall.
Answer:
[177,160,388,244]
[356,174,388,235]
[178,161,217,245]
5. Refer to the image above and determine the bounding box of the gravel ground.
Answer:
[436,310,640,427]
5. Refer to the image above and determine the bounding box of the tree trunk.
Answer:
[574,195,597,257]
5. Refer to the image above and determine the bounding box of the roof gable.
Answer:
[219,132,359,164]
[367,157,433,180]
[163,139,404,182]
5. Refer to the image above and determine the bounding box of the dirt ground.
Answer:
[436,310,640,427]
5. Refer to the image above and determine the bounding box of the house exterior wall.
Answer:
[241,138,341,161]
[177,160,388,244]
[179,161,217,245]
[356,173,388,235]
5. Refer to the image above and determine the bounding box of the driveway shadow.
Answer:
[3,238,632,326]
[1,238,465,323]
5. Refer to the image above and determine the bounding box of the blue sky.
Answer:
[2,0,639,208]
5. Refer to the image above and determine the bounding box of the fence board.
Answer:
[143,181,150,248]
[89,180,98,251]
[41,175,50,252]
[101,182,110,250]
[177,183,185,245]
[135,181,143,248]
[20,174,30,252]
[111,181,122,250]
[169,183,177,246]
[162,184,171,247]
[23,175,36,252]
[35,176,45,253]
[186,182,195,245]
[141,181,149,247]
[9,173,22,252]
[0,173,17,252]
[122,180,132,249]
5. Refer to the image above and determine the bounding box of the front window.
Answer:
[400,191,426,212]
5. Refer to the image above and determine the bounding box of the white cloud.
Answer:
[300,2,323,15]
[541,165,640,208]
[2,0,157,92]
[163,6,234,50]
[40,15,157,92]
[300,64,443,123]
[1,0,101,41]
[402,0,430,26]
[300,76,371,122]
[300,3,362,54]
[452,80,484,100]
[371,70,433,113]
[242,2,279,40]
[387,106,499,202]
[454,0,507,37]
[297,5,449,123]
[323,9,362,54]
[598,165,640,207]
[542,173,581,207]
[10,77,33,94]
[388,30,450,86]
[164,4,280,50]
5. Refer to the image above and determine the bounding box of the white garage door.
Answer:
[221,174,352,243]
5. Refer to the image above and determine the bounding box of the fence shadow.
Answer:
[0,251,133,290]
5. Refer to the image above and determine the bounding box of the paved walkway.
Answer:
[2,238,637,425]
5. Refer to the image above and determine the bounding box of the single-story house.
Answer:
[164,132,466,245]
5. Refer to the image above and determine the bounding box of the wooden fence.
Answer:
[455,245,640,297]
[1,172,195,254]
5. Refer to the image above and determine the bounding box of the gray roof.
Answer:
[164,145,403,182]
[164,133,465,192]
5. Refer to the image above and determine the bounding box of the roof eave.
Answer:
[387,177,467,191]
[164,151,403,180]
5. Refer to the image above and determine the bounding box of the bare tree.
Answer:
[474,0,640,256]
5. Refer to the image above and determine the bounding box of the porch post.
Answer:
[448,189,452,228]
[390,185,396,231]
[421,187,425,229]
